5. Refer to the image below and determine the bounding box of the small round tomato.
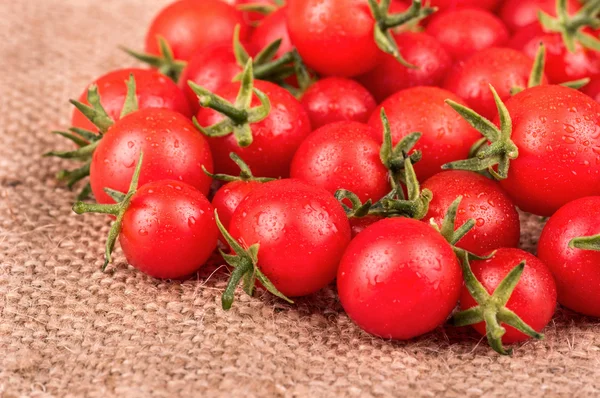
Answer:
[460,248,557,343]
[212,180,263,240]
[290,121,389,202]
[195,80,311,178]
[367,86,481,182]
[228,179,351,297]
[582,74,600,103]
[337,217,462,339]
[538,196,600,317]
[145,0,250,62]
[300,78,376,129]
[357,32,452,103]
[443,47,548,120]
[426,8,509,61]
[90,108,213,204]
[428,0,501,12]
[250,7,293,59]
[72,68,192,132]
[422,170,521,256]
[119,180,218,279]
[499,0,581,32]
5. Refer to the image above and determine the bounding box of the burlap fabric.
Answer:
[1,1,600,397]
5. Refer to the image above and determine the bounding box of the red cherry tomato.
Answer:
[357,32,452,103]
[443,47,548,120]
[90,108,213,204]
[428,0,501,12]
[538,196,600,317]
[337,217,462,339]
[509,22,600,83]
[300,78,376,129]
[582,74,600,103]
[145,0,250,62]
[212,179,263,242]
[460,248,557,343]
[368,86,481,182]
[290,121,389,202]
[195,80,311,178]
[426,8,509,61]
[497,85,600,216]
[119,180,218,279]
[72,68,192,133]
[250,7,293,59]
[499,0,581,32]
[228,179,351,297]
[422,170,521,256]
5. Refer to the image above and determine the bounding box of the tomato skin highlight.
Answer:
[300,78,376,129]
[72,68,192,133]
[497,85,600,216]
[425,8,509,61]
[195,80,311,178]
[538,196,600,317]
[290,121,390,203]
[337,217,462,340]
[460,248,557,343]
[443,47,548,121]
[368,86,481,182]
[145,0,250,62]
[90,108,213,204]
[499,0,581,32]
[119,180,218,279]
[228,179,352,297]
[212,180,263,243]
[422,171,521,256]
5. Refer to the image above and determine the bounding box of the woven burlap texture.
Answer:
[1,1,599,397]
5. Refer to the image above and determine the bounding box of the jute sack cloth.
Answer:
[1,1,599,397]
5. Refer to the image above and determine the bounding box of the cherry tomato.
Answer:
[145,0,250,62]
[228,179,351,297]
[499,0,581,32]
[212,179,263,241]
[428,0,501,12]
[582,74,600,103]
[300,78,376,129]
[250,7,293,59]
[357,32,452,103]
[290,121,389,202]
[422,170,521,256]
[367,86,481,182]
[337,217,462,339]
[443,47,548,120]
[90,108,213,204]
[497,85,600,216]
[119,180,218,279]
[538,196,600,317]
[195,80,311,178]
[72,68,192,133]
[460,248,557,343]
[509,22,600,84]
[426,8,509,61]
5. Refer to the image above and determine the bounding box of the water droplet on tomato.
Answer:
[174,140,180,148]
[127,141,134,148]
[188,217,196,227]
[476,218,485,227]
[562,135,576,144]
[138,228,148,236]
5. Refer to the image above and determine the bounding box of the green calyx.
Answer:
[443,84,518,180]
[215,210,293,310]
[190,59,271,147]
[368,0,436,68]
[452,250,544,355]
[538,0,600,53]
[45,75,139,199]
[202,152,275,183]
[569,233,600,250]
[122,36,187,83]
[72,152,144,271]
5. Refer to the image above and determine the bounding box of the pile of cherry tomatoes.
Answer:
[49,0,600,355]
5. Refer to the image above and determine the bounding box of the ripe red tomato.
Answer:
[195,80,311,178]
[367,86,480,182]
[337,217,462,339]
[228,179,351,297]
[357,32,452,103]
[90,108,213,204]
[72,68,192,132]
[582,74,600,103]
[118,180,219,279]
[290,121,390,202]
[212,179,263,241]
[145,0,250,62]
[300,78,376,129]
[443,47,548,120]
[425,8,509,61]
[537,196,600,317]
[422,170,521,256]
[499,0,581,32]
[250,7,292,59]
[459,248,557,343]
[428,0,500,12]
